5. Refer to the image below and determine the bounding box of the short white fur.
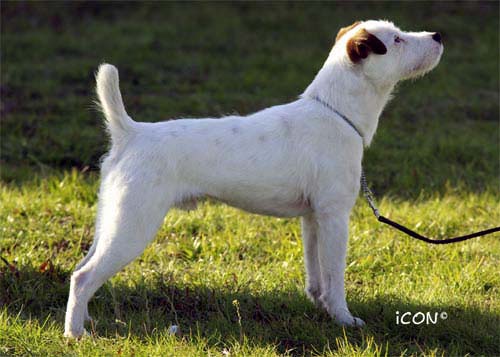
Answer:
[64,20,443,338]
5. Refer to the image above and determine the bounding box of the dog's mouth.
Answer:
[405,46,443,80]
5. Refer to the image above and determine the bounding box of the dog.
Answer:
[64,20,443,338]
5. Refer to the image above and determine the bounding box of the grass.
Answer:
[1,2,499,356]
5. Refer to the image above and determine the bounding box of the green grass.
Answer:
[1,2,499,356]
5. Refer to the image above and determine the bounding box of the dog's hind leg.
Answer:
[64,175,173,338]
[72,209,105,323]
[73,241,97,323]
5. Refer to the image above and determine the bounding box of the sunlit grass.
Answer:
[1,172,499,356]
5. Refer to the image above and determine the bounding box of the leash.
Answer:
[311,95,500,244]
[361,171,500,244]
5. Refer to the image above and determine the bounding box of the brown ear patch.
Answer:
[335,21,361,43]
[346,28,387,63]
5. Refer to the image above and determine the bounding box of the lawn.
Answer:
[1,2,499,356]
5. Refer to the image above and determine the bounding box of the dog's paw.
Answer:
[333,308,365,328]
[350,316,366,328]
[64,328,89,339]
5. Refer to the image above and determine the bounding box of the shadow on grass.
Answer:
[1,263,499,355]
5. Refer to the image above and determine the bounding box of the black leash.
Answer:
[310,95,500,244]
[361,171,500,244]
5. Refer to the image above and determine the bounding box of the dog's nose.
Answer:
[432,32,442,44]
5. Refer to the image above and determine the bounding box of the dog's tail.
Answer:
[95,63,136,140]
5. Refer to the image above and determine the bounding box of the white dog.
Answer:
[64,20,443,338]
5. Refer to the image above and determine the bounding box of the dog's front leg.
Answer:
[316,211,365,327]
[301,214,322,306]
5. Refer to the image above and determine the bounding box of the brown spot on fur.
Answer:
[335,21,361,43]
[346,28,387,63]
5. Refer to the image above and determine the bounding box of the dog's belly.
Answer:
[208,192,313,218]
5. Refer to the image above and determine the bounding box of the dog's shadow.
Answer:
[1,264,498,355]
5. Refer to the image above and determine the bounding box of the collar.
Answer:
[311,95,364,143]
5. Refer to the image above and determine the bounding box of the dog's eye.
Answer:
[394,36,403,43]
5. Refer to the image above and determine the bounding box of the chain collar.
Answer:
[311,95,364,141]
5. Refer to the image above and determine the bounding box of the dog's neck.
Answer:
[302,60,395,147]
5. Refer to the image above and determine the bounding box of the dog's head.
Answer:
[335,20,444,84]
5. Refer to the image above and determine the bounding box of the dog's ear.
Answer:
[335,21,361,43]
[347,28,387,63]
